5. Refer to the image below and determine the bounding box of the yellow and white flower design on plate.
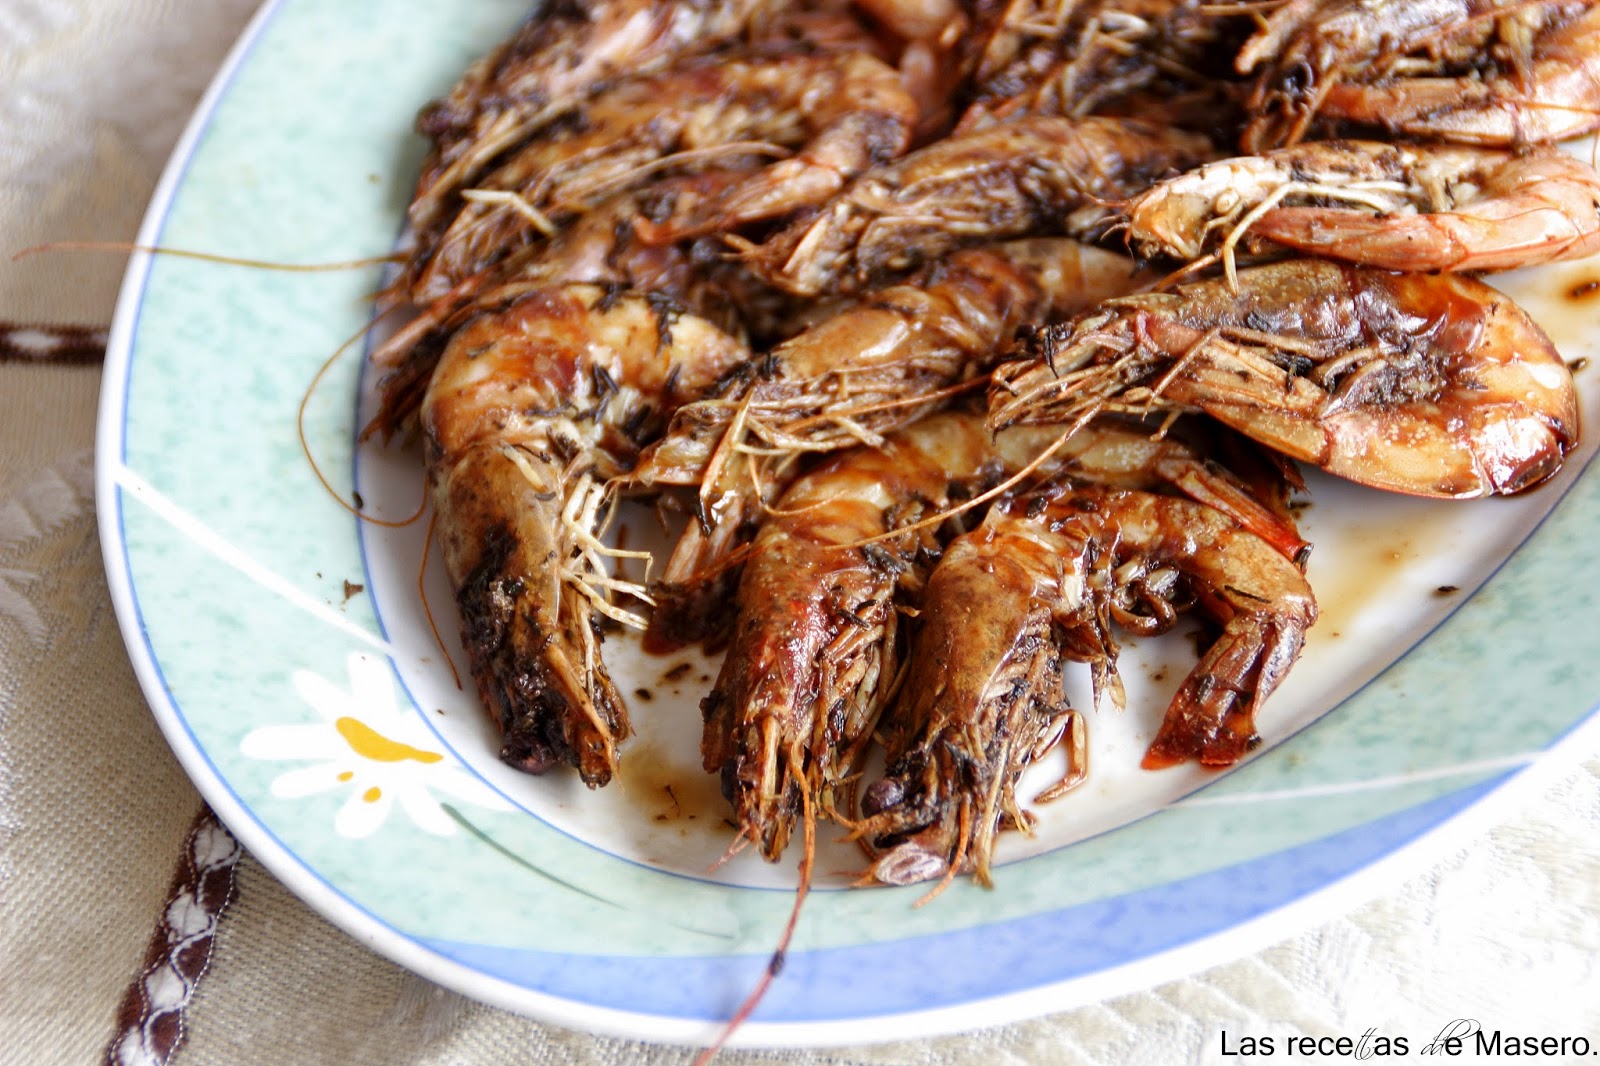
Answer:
[241,652,512,838]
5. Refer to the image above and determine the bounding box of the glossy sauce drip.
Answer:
[1565,275,1600,301]
[1301,500,1460,643]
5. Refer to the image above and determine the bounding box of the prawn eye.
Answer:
[861,777,904,816]
[1283,58,1315,99]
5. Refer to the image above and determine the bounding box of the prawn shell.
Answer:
[421,285,751,786]
[1317,6,1600,148]
[995,261,1581,500]
[1123,142,1600,275]
[703,412,1001,860]
[1225,267,1578,497]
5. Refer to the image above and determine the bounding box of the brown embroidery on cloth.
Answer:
[105,807,242,1066]
[0,322,109,364]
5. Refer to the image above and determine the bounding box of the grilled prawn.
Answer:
[1122,140,1600,278]
[1238,0,1600,150]
[407,0,771,245]
[422,284,749,786]
[957,0,1234,132]
[371,171,764,439]
[411,47,916,300]
[742,115,1212,296]
[1318,4,1600,147]
[991,261,1579,500]
[701,411,998,861]
[630,238,1152,646]
[861,485,1317,887]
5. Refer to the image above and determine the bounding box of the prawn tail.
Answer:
[1141,612,1308,771]
[1159,458,1311,566]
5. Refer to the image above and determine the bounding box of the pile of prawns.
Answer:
[368,0,1590,894]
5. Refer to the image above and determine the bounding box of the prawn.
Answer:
[629,238,1154,646]
[407,0,771,243]
[421,283,750,786]
[1235,0,1487,151]
[858,512,1092,890]
[409,48,917,301]
[367,171,800,440]
[1238,0,1600,150]
[956,0,1229,132]
[709,409,1309,865]
[858,484,1317,887]
[741,115,1213,297]
[990,260,1580,500]
[1121,140,1600,279]
[1318,5,1600,147]
[700,410,999,861]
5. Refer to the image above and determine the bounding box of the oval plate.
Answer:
[98,0,1600,1048]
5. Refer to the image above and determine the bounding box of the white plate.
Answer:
[98,0,1600,1047]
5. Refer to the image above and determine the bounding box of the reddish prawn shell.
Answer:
[990,261,1580,501]
[1318,6,1600,147]
[860,485,1317,889]
[1123,140,1600,274]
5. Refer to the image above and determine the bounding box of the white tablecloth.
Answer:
[3,5,1598,1064]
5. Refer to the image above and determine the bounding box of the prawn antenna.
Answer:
[297,309,428,528]
[577,141,791,213]
[692,780,816,1066]
[417,507,463,692]
[12,240,400,273]
[779,377,987,437]
[835,409,1104,552]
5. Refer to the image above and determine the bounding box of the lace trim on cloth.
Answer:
[105,808,242,1066]
[0,321,110,364]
